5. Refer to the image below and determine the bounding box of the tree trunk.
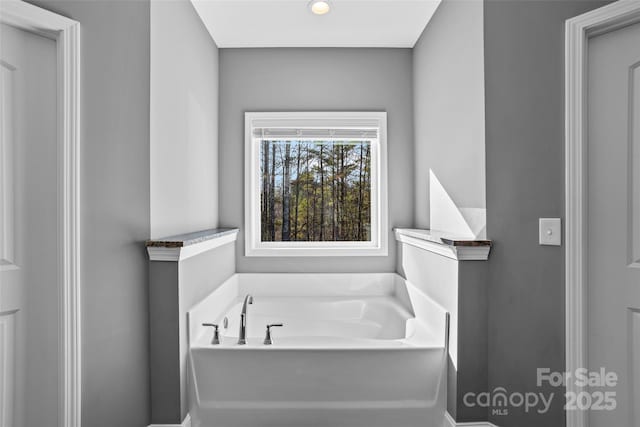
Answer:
[358,143,364,240]
[262,141,271,241]
[364,145,370,239]
[319,144,325,241]
[332,145,337,241]
[282,143,291,241]
[269,143,276,241]
[293,143,302,240]
[306,144,311,241]
[337,145,342,239]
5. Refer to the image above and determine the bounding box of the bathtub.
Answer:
[187,273,448,427]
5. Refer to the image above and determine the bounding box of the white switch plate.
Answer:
[539,218,561,246]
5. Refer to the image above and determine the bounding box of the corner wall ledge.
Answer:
[394,228,491,261]
[146,228,239,262]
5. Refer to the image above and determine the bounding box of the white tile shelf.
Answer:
[394,228,491,261]
[146,228,239,262]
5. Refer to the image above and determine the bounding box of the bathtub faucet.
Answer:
[237,294,254,345]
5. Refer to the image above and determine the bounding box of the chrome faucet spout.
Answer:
[237,294,253,345]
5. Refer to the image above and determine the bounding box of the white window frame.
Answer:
[244,111,388,257]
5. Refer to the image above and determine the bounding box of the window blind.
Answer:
[252,128,378,139]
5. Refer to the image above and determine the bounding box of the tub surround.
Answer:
[188,273,449,427]
[395,228,490,423]
[147,227,490,425]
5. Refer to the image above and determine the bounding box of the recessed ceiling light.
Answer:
[309,0,331,15]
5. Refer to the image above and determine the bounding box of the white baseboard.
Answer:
[148,414,191,427]
[444,411,499,427]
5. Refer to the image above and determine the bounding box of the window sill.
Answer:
[245,242,388,257]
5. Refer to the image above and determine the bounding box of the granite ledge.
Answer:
[394,228,491,261]
[146,228,239,248]
[394,228,491,247]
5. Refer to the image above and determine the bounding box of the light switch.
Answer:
[539,218,561,246]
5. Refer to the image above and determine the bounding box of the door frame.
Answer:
[0,1,81,427]
[565,1,640,427]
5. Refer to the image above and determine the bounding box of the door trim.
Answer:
[565,2,640,427]
[0,2,81,427]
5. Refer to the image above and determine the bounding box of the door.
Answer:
[0,23,59,427]
[587,19,640,427]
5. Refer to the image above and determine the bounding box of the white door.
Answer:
[0,23,59,427]
[587,19,640,427]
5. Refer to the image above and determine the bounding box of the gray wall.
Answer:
[25,1,150,426]
[413,0,486,229]
[150,0,220,239]
[457,261,488,422]
[484,1,611,426]
[219,48,414,272]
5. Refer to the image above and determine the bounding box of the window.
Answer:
[245,112,388,256]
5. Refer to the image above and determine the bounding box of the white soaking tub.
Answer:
[187,273,449,427]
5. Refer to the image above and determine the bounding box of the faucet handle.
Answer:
[202,323,220,345]
[263,323,283,345]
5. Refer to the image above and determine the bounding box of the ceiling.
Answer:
[190,0,442,48]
